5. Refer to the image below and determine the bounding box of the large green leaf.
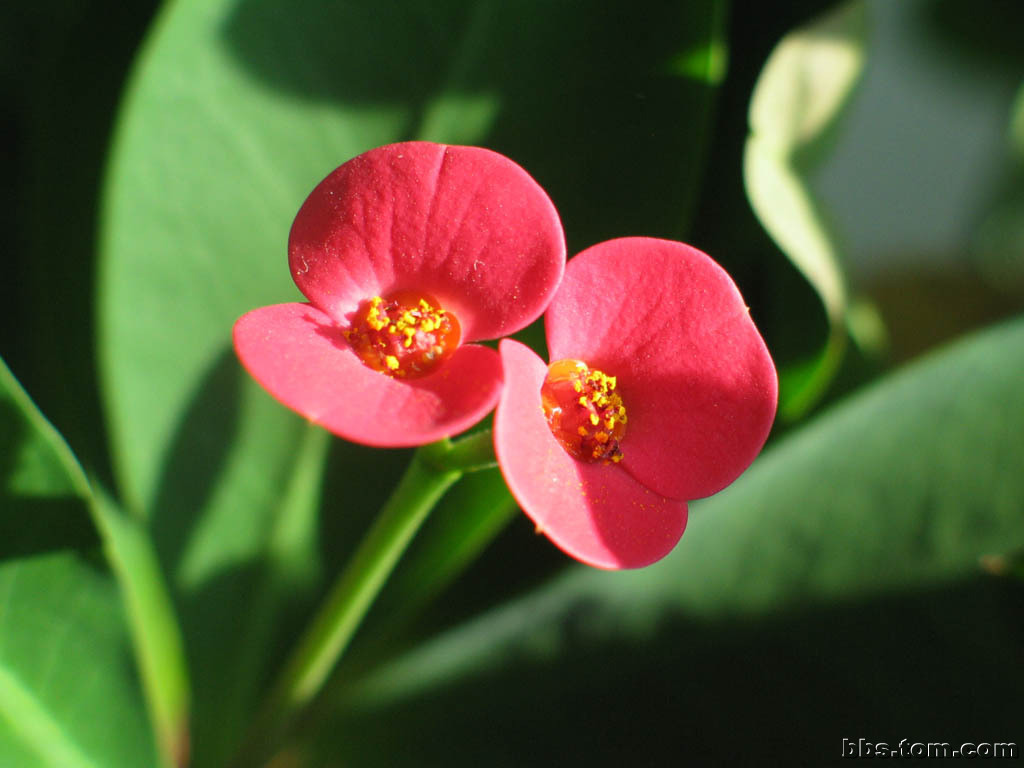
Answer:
[325,315,1024,764]
[744,0,867,417]
[0,555,159,768]
[1,356,189,767]
[1,362,158,767]
[100,0,724,763]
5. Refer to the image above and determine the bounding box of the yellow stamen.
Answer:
[540,358,627,465]
[346,291,460,379]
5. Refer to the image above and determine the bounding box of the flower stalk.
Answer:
[236,432,495,765]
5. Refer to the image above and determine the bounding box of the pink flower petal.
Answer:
[234,303,503,447]
[546,238,777,501]
[288,142,565,342]
[494,340,687,570]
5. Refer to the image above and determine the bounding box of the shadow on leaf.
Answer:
[220,0,720,248]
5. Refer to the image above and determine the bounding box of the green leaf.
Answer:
[100,0,724,763]
[1,356,189,767]
[0,360,156,767]
[90,493,191,768]
[744,0,868,417]
[327,315,1024,764]
[1,356,95,558]
[0,555,159,768]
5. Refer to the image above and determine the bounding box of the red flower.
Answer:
[234,142,565,446]
[494,238,777,569]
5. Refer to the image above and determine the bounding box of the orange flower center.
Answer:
[541,359,627,464]
[346,290,460,379]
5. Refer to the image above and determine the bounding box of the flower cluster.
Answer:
[235,142,777,569]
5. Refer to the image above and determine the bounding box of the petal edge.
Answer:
[288,142,565,341]
[234,303,502,446]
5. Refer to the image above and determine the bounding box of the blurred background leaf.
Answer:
[809,0,1024,363]
[321,314,1024,766]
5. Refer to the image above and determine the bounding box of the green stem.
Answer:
[237,438,473,764]
[424,428,498,473]
[280,443,460,708]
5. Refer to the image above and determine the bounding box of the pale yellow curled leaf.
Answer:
[749,1,867,152]
[743,0,867,417]
[744,138,846,322]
